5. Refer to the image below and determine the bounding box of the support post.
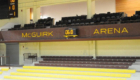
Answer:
[33,6,40,23]
[22,8,30,25]
[8,57,10,69]
[87,0,95,19]
[94,40,97,59]
[1,57,2,65]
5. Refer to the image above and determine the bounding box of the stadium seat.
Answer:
[36,17,54,28]
[21,23,35,30]
[43,58,136,62]
[121,10,140,23]
[39,61,133,65]
[8,24,21,30]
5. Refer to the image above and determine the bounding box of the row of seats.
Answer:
[41,56,140,59]
[97,56,140,59]
[55,11,140,27]
[39,59,134,69]
[41,56,93,58]
[36,17,54,28]
[35,56,138,69]
[121,11,140,23]
[8,10,140,30]
[53,12,126,27]
[43,58,136,62]
[8,17,54,30]
[39,61,133,65]
[35,63,129,69]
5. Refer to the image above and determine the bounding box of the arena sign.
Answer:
[22,31,53,38]
[0,23,140,42]
[93,27,129,35]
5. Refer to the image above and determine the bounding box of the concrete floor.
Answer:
[0,58,140,80]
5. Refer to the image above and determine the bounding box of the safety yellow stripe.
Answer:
[1,68,9,71]
[4,76,58,80]
[0,71,2,74]
[10,72,126,80]
[23,66,136,73]
[17,69,131,78]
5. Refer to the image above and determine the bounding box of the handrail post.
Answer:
[36,53,37,61]
[1,57,2,66]
[9,56,10,69]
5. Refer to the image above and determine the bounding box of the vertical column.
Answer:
[33,6,41,23]
[88,41,96,59]
[94,40,97,59]
[87,0,95,19]
[37,7,41,20]
[26,8,30,24]
[92,0,95,15]
[18,8,23,26]
[22,8,26,26]
[37,42,40,58]
[22,8,30,26]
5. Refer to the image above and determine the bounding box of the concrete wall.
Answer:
[40,0,116,22]
[15,39,140,65]
[97,40,140,56]
[19,42,40,65]
[41,2,87,22]
[18,41,95,65]
[95,0,116,14]
[40,41,95,56]
[0,43,6,56]
[0,0,116,27]
[116,0,140,16]
[0,7,28,28]
[0,0,87,28]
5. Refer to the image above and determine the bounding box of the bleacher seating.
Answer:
[41,56,140,59]
[36,24,45,29]
[93,12,126,24]
[121,11,140,23]
[7,10,140,31]
[39,61,133,65]
[43,58,136,62]
[8,24,21,30]
[8,17,54,30]
[41,56,93,58]
[54,12,126,27]
[6,11,140,31]
[36,17,54,29]
[97,56,140,59]
[34,56,140,69]
[35,63,129,69]
[21,23,35,30]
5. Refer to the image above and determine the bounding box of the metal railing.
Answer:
[23,53,37,63]
[0,56,10,69]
